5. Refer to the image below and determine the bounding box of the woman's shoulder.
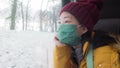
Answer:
[94,45,116,53]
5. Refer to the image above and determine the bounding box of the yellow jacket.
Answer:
[53,41,120,68]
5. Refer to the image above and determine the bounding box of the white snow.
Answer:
[0,30,55,68]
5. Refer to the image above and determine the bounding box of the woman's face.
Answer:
[59,11,88,36]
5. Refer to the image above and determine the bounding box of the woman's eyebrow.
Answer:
[63,16,72,19]
[59,16,72,20]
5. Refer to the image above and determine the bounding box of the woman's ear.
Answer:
[82,26,88,34]
[77,25,88,36]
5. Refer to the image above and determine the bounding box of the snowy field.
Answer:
[0,30,55,68]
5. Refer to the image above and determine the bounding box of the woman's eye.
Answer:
[65,20,71,23]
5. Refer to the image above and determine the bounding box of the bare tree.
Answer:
[19,0,31,30]
[20,1,25,30]
[10,0,18,30]
[25,0,30,30]
[39,0,44,31]
[39,10,43,31]
[51,3,61,32]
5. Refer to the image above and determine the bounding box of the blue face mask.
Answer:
[57,24,81,46]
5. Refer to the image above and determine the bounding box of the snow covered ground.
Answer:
[0,30,55,68]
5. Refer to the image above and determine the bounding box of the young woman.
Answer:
[53,0,120,68]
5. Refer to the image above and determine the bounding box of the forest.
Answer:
[0,0,61,32]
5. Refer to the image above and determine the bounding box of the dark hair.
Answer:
[92,30,116,49]
[81,30,116,49]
